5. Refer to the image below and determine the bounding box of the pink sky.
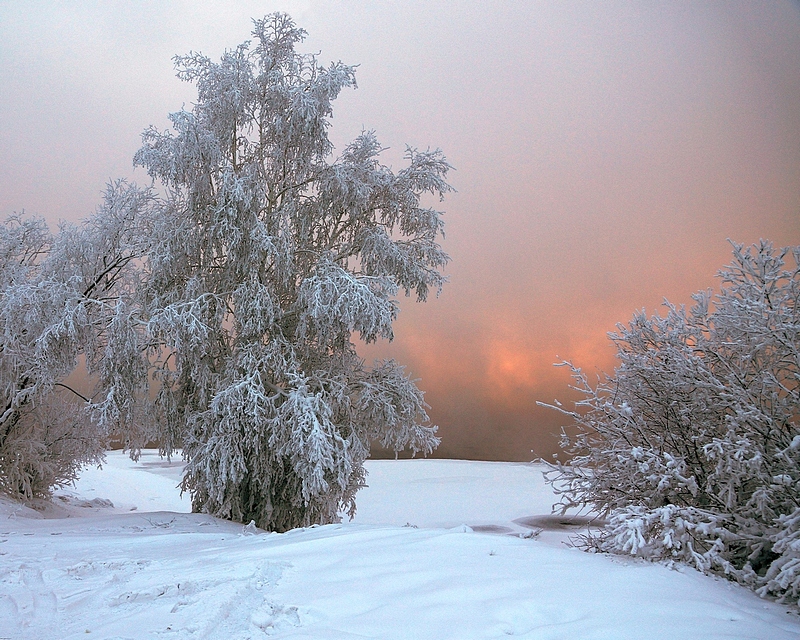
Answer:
[2,1,799,460]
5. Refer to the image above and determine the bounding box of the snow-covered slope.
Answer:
[1,451,797,639]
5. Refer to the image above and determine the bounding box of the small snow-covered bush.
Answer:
[544,241,800,604]
[0,392,104,499]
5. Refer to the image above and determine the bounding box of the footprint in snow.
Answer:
[251,601,302,633]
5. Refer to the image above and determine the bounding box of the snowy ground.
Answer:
[1,452,798,639]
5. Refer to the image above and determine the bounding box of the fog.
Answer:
[2,1,799,460]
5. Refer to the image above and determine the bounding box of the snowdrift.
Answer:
[1,451,798,639]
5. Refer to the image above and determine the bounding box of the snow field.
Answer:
[0,451,798,639]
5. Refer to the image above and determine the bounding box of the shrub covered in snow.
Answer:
[544,241,800,604]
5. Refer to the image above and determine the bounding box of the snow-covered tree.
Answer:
[543,241,800,604]
[134,14,451,531]
[0,182,153,498]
